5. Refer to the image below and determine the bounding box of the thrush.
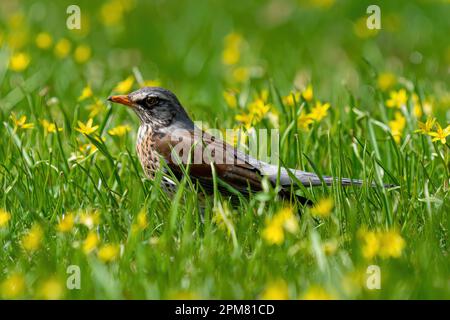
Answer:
[108,87,391,205]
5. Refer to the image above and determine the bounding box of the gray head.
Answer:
[108,87,194,131]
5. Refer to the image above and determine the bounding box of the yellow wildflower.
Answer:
[310,197,334,218]
[428,123,450,144]
[274,207,299,234]
[223,90,238,108]
[57,213,75,233]
[358,228,405,259]
[9,52,30,72]
[1,273,25,299]
[262,221,284,245]
[283,91,301,107]
[79,210,100,229]
[97,244,120,262]
[262,207,298,245]
[322,239,338,256]
[74,44,91,64]
[22,224,43,252]
[222,32,242,65]
[83,232,99,254]
[141,79,161,87]
[136,210,148,230]
[412,93,422,118]
[0,209,11,228]
[114,76,134,94]
[309,101,330,121]
[301,84,314,102]
[389,112,406,144]
[78,85,93,101]
[76,118,99,135]
[377,72,396,91]
[87,98,105,117]
[100,0,125,26]
[232,66,249,83]
[108,124,131,137]
[378,230,405,258]
[386,89,407,108]
[302,285,335,300]
[35,32,53,49]
[38,278,64,300]
[54,38,71,59]
[297,111,314,131]
[415,117,436,135]
[10,113,34,130]
[358,229,379,260]
[261,280,289,300]
[41,119,62,135]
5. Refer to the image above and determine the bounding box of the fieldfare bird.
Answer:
[108,87,389,204]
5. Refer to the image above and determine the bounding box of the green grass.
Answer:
[0,0,449,299]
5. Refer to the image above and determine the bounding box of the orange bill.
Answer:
[108,95,133,107]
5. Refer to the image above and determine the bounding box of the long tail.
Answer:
[262,165,394,188]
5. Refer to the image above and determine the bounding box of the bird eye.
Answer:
[145,96,158,107]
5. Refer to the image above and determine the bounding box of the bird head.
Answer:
[108,87,194,130]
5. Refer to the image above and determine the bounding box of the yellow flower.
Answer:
[141,79,161,87]
[377,72,396,91]
[41,119,62,135]
[0,209,11,228]
[310,197,334,218]
[76,118,99,135]
[54,38,71,59]
[57,213,75,233]
[35,32,53,49]
[97,244,120,262]
[389,112,406,144]
[223,90,238,108]
[261,280,289,300]
[297,111,314,131]
[309,101,330,121]
[222,32,242,65]
[9,52,30,72]
[262,207,298,245]
[302,285,335,300]
[322,239,338,256]
[283,91,301,107]
[262,222,284,245]
[79,210,101,229]
[1,273,25,299]
[301,84,314,102]
[78,85,93,101]
[274,207,299,234]
[358,228,405,259]
[83,232,99,254]
[37,278,64,300]
[100,0,125,26]
[87,98,106,118]
[114,76,134,94]
[415,117,436,135]
[136,210,148,230]
[232,67,249,83]
[428,123,450,144]
[412,93,422,118]
[378,230,405,258]
[386,89,407,108]
[10,113,34,130]
[74,44,91,64]
[108,124,131,137]
[358,229,379,260]
[22,224,43,252]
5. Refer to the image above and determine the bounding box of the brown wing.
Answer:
[153,129,263,195]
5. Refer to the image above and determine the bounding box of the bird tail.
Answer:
[263,165,394,188]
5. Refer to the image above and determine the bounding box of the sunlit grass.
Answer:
[0,0,449,299]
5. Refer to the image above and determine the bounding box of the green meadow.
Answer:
[0,0,448,299]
